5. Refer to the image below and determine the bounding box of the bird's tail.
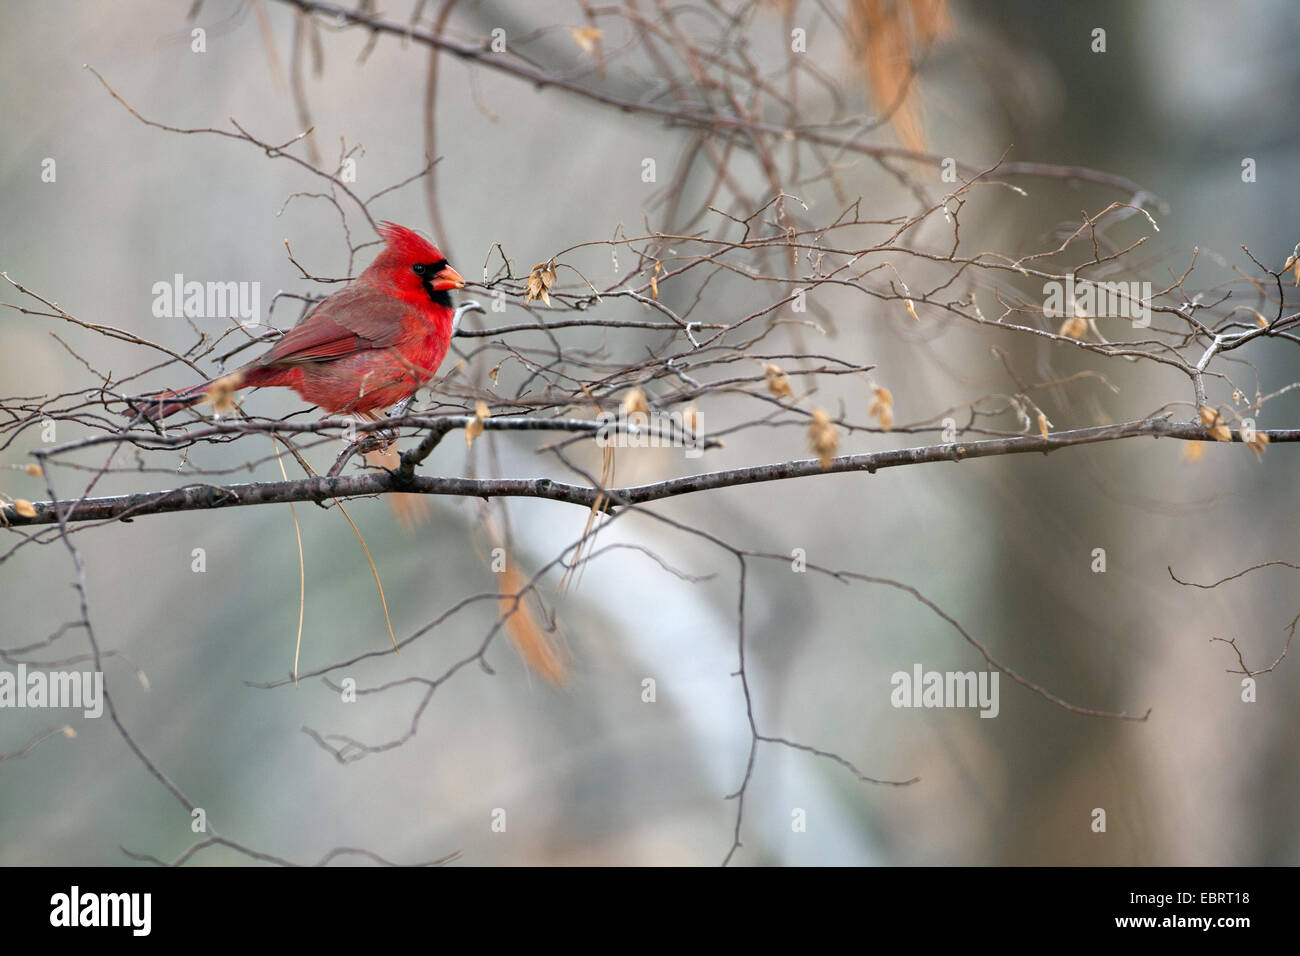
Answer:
[126,371,246,424]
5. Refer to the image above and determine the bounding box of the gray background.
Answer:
[1,0,1297,865]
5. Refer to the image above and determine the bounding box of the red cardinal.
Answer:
[132,222,464,422]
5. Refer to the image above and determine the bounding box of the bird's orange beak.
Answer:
[433,265,465,291]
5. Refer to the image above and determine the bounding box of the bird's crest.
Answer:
[376,221,444,264]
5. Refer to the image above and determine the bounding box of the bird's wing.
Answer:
[257,284,412,366]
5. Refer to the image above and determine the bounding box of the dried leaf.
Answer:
[846,0,951,153]
[1255,311,1269,328]
[905,298,919,321]
[526,260,557,306]
[682,405,700,436]
[1199,406,1234,442]
[809,408,839,468]
[500,560,567,685]
[650,261,662,300]
[465,402,490,447]
[570,25,603,53]
[13,499,36,518]
[622,387,649,416]
[1246,430,1270,460]
[1181,442,1205,463]
[204,371,244,415]
[869,385,894,432]
[765,364,794,400]
[1058,315,1088,339]
[24,463,42,478]
[1037,412,1051,439]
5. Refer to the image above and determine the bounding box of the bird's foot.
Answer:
[327,405,414,476]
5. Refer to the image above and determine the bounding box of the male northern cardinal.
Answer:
[131,222,464,422]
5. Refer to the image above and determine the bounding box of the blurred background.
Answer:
[1,0,1297,865]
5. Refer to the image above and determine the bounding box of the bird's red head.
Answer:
[371,221,465,306]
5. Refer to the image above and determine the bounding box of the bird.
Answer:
[129,222,464,423]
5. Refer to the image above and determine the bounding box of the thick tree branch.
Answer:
[8,417,1294,527]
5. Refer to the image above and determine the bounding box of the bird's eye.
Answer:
[412,263,428,277]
